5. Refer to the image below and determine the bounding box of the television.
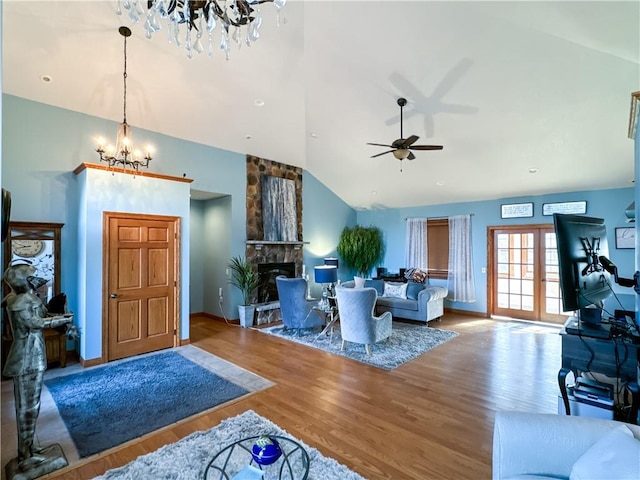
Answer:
[553,213,612,325]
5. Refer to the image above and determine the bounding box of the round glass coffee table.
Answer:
[203,435,310,480]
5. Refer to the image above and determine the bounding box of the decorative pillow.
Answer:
[354,276,366,288]
[406,281,424,301]
[383,281,408,299]
[570,425,640,480]
[364,279,385,296]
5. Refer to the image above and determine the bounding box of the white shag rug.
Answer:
[93,410,366,480]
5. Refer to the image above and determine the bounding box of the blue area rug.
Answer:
[45,350,249,458]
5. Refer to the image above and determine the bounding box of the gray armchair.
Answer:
[335,285,392,355]
[275,277,324,330]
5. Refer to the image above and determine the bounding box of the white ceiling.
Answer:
[3,1,639,208]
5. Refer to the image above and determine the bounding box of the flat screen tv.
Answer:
[553,213,612,325]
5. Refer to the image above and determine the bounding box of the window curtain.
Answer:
[447,214,476,302]
[405,218,427,270]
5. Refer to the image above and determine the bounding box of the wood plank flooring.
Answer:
[40,314,562,479]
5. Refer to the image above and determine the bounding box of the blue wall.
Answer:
[357,188,635,316]
[302,171,357,297]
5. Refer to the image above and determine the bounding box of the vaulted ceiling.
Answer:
[3,1,639,208]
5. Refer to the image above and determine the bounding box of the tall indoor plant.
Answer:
[337,225,385,278]
[228,256,261,327]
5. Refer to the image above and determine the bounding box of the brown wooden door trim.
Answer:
[102,211,181,362]
[487,224,554,321]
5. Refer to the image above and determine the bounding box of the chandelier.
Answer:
[96,26,152,172]
[116,0,287,60]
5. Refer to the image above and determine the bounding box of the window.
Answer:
[427,219,449,279]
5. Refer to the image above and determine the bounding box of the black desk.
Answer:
[558,319,640,424]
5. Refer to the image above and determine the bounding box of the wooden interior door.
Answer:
[104,213,179,361]
[489,225,566,323]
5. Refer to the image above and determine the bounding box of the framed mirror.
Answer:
[3,221,64,301]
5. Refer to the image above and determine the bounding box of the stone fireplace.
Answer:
[257,262,296,303]
[245,155,305,282]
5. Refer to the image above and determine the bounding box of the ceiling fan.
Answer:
[367,98,444,162]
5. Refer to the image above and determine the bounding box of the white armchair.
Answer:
[493,411,640,480]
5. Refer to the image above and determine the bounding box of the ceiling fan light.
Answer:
[393,149,410,160]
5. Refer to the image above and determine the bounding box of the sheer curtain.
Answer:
[405,218,427,269]
[447,214,476,302]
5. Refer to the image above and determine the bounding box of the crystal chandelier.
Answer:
[116,0,287,60]
[96,26,153,172]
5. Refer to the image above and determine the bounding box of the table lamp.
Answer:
[314,265,337,310]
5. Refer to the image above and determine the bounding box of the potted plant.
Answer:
[336,225,385,277]
[228,256,261,327]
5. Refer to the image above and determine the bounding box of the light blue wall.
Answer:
[202,195,233,318]
[189,200,205,313]
[76,167,190,361]
[357,188,635,316]
[302,171,357,297]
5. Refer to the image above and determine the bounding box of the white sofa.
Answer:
[493,411,640,480]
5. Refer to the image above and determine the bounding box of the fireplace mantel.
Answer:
[246,240,309,251]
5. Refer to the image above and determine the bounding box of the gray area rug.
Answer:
[259,322,458,370]
[93,409,366,480]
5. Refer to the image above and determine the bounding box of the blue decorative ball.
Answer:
[251,436,282,466]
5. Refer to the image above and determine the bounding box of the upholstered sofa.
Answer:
[493,411,640,480]
[341,279,448,323]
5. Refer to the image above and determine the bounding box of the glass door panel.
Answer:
[491,226,567,323]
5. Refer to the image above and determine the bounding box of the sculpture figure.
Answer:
[3,264,72,480]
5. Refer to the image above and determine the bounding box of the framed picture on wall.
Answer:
[615,227,635,249]
[542,201,587,216]
[500,202,533,219]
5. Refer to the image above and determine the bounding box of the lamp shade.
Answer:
[324,257,339,268]
[314,265,337,284]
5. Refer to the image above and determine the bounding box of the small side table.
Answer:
[315,302,339,342]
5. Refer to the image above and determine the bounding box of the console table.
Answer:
[558,320,640,424]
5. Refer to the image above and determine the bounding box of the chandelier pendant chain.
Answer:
[122,33,127,128]
[95,26,153,174]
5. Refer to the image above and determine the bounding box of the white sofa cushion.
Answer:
[383,281,407,299]
[570,425,640,480]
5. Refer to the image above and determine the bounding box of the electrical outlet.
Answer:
[218,287,223,297]
[225,268,229,276]
[481,267,486,274]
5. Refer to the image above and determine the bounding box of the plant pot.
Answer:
[238,305,256,328]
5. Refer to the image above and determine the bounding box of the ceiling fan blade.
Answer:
[402,135,419,147]
[407,151,416,160]
[371,149,396,158]
[409,145,444,151]
[367,142,394,148]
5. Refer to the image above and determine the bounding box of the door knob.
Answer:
[110,293,118,298]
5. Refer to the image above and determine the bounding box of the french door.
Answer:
[489,225,567,323]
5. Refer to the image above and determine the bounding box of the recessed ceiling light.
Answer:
[41,75,52,83]
[435,180,445,187]
[310,132,318,139]
[371,191,377,195]
[528,167,539,174]
[245,134,252,140]
[254,99,265,107]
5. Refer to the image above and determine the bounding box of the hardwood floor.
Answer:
[42,314,562,479]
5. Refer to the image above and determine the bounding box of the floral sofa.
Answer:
[340,278,448,323]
